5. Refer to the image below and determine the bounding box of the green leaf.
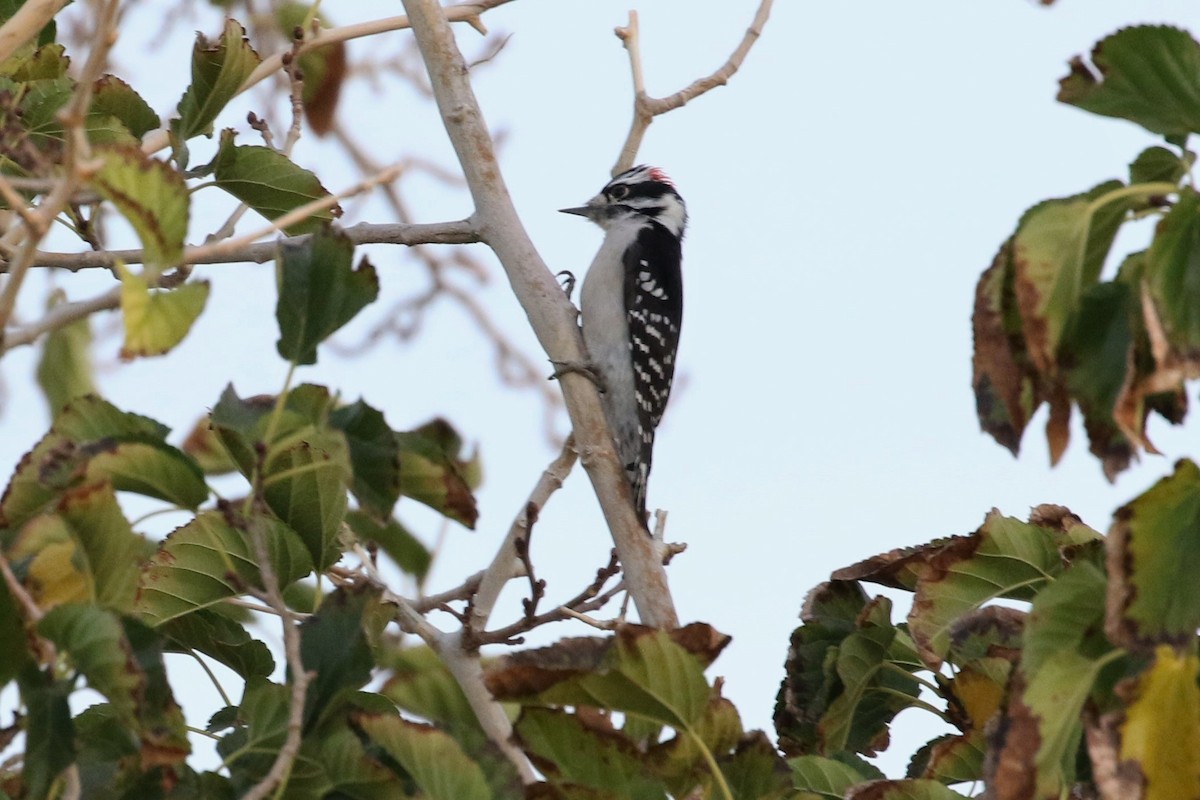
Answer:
[117,266,210,357]
[136,511,312,626]
[160,608,275,679]
[213,128,341,234]
[330,400,402,520]
[1,396,209,528]
[774,581,869,756]
[0,576,31,685]
[18,664,75,800]
[55,482,143,612]
[345,510,431,582]
[208,383,352,569]
[515,707,665,800]
[395,419,480,528]
[1057,280,1136,480]
[1012,180,1130,383]
[490,628,713,734]
[275,225,377,364]
[262,425,350,570]
[36,288,95,417]
[121,617,191,766]
[1107,458,1200,649]
[92,145,189,269]
[38,605,141,723]
[297,720,400,800]
[788,754,883,797]
[649,695,743,798]
[74,705,139,798]
[380,645,485,742]
[357,713,492,800]
[173,19,261,141]
[1019,650,1097,796]
[299,583,384,731]
[1129,145,1193,185]
[1023,558,1110,674]
[15,75,72,149]
[818,598,920,754]
[219,678,290,787]
[907,733,985,783]
[1057,26,1200,137]
[906,510,1097,666]
[718,733,792,800]
[91,75,159,139]
[0,41,67,80]
[180,413,239,475]
[1146,187,1200,356]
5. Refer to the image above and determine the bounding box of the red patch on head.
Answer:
[646,166,674,186]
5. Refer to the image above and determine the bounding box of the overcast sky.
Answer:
[3,0,1199,777]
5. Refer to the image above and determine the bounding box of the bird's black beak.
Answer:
[558,205,593,217]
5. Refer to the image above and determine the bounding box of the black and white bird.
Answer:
[560,165,687,524]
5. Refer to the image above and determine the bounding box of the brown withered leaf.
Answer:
[981,672,1039,800]
[1046,384,1072,466]
[301,39,346,136]
[973,239,1040,455]
[1084,707,1144,800]
[948,606,1026,664]
[484,623,729,700]
[832,536,967,591]
[1027,504,1083,532]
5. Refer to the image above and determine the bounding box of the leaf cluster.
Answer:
[973,25,1200,480]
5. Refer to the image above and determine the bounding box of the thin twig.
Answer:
[140,1,516,158]
[242,515,311,800]
[611,0,774,174]
[468,438,578,634]
[0,0,69,64]
[327,122,563,441]
[0,0,119,347]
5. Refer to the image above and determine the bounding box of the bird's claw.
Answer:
[548,359,606,393]
[556,270,577,300]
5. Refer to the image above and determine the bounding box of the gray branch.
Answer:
[14,219,481,273]
[401,0,678,629]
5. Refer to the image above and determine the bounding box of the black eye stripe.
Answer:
[605,182,677,202]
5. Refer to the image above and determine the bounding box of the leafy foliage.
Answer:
[2,4,1200,799]
[973,25,1200,481]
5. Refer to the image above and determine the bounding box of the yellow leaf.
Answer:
[1120,645,1200,800]
[6,514,94,609]
[117,264,210,358]
[92,145,189,270]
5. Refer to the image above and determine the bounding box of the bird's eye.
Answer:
[609,185,630,200]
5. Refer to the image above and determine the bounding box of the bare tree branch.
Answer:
[401,0,679,630]
[468,438,578,634]
[0,0,119,347]
[15,219,480,272]
[140,1,517,157]
[0,0,69,64]
[612,1,774,174]
[242,515,312,800]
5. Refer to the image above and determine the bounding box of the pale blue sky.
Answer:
[2,0,1198,777]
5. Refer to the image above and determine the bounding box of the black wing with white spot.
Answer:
[622,222,683,516]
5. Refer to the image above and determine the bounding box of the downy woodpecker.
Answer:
[560,165,687,524]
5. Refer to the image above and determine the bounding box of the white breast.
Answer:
[579,223,641,454]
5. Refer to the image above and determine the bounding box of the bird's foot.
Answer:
[548,359,606,393]
[556,270,577,300]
